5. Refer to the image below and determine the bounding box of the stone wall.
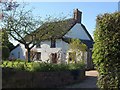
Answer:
[2,68,85,88]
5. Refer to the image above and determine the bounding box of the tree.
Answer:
[0,0,19,20]
[68,39,87,63]
[0,29,14,51]
[2,3,44,62]
[0,29,12,59]
[92,12,120,89]
[0,0,18,60]
[2,1,68,62]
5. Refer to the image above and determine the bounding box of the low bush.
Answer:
[1,60,85,72]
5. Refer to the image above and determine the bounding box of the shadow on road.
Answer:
[66,70,99,88]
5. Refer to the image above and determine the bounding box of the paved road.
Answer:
[66,70,99,88]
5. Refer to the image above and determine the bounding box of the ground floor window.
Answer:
[51,39,56,48]
[36,52,41,60]
[68,52,76,63]
[51,53,57,63]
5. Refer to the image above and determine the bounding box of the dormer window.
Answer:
[51,39,56,48]
[36,42,41,48]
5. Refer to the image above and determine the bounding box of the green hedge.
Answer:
[1,60,85,72]
[92,12,120,89]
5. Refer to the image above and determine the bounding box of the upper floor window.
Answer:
[51,39,56,48]
[36,42,41,48]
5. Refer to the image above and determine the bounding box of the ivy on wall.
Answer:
[68,39,86,63]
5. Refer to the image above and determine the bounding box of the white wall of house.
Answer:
[41,40,51,46]
[9,39,68,63]
[35,44,62,63]
[10,36,88,62]
[56,39,69,63]
[34,39,69,63]
[10,44,27,60]
[64,23,90,40]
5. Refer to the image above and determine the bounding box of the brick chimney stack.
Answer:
[74,9,82,23]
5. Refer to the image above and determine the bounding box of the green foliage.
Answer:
[69,39,86,52]
[0,30,9,46]
[68,39,87,63]
[0,46,10,60]
[93,12,120,89]
[1,60,85,72]
[0,30,14,50]
[68,52,76,63]
[0,30,14,60]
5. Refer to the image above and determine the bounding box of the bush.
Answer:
[1,60,85,72]
[16,63,25,70]
[92,12,120,89]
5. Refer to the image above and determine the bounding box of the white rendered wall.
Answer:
[64,23,90,40]
[10,44,27,60]
[35,44,62,63]
[35,39,69,63]
[56,39,69,63]
[41,40,51,46]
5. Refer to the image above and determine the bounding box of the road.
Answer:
[66,70,99,88]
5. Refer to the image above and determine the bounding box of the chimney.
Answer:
[73,9,82,23]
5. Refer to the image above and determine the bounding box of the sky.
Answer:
[10,2,119,45]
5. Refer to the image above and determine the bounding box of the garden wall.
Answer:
[2,68,85,88]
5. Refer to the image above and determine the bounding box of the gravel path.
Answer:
[66,70,99,88]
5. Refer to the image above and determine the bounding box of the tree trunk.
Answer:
[25,44,31,62]
[27,48,31,62]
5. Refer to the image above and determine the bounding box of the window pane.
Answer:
[36,52,41,60]
[36,42,41,48]
[51,39,56,48]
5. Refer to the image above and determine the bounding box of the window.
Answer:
[18,52,20,58]
[36,42,41,48]
[51,39,56,48]
[68,52,76,63]
[51,53,57,63]
[36,52,41,60]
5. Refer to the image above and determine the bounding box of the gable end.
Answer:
[81,24,93,41]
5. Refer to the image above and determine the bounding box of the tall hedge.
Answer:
[92,12,120,89]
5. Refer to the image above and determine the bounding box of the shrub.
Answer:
[92,12,120,89]
[16,63,25,70]
[32,62,41,71]
[68,62,85,71]
[1,60,85,72]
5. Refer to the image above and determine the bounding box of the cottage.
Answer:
[10,9,94,69]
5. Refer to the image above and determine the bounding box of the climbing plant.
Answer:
[68,39,86,63]
[92,12,120,89]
